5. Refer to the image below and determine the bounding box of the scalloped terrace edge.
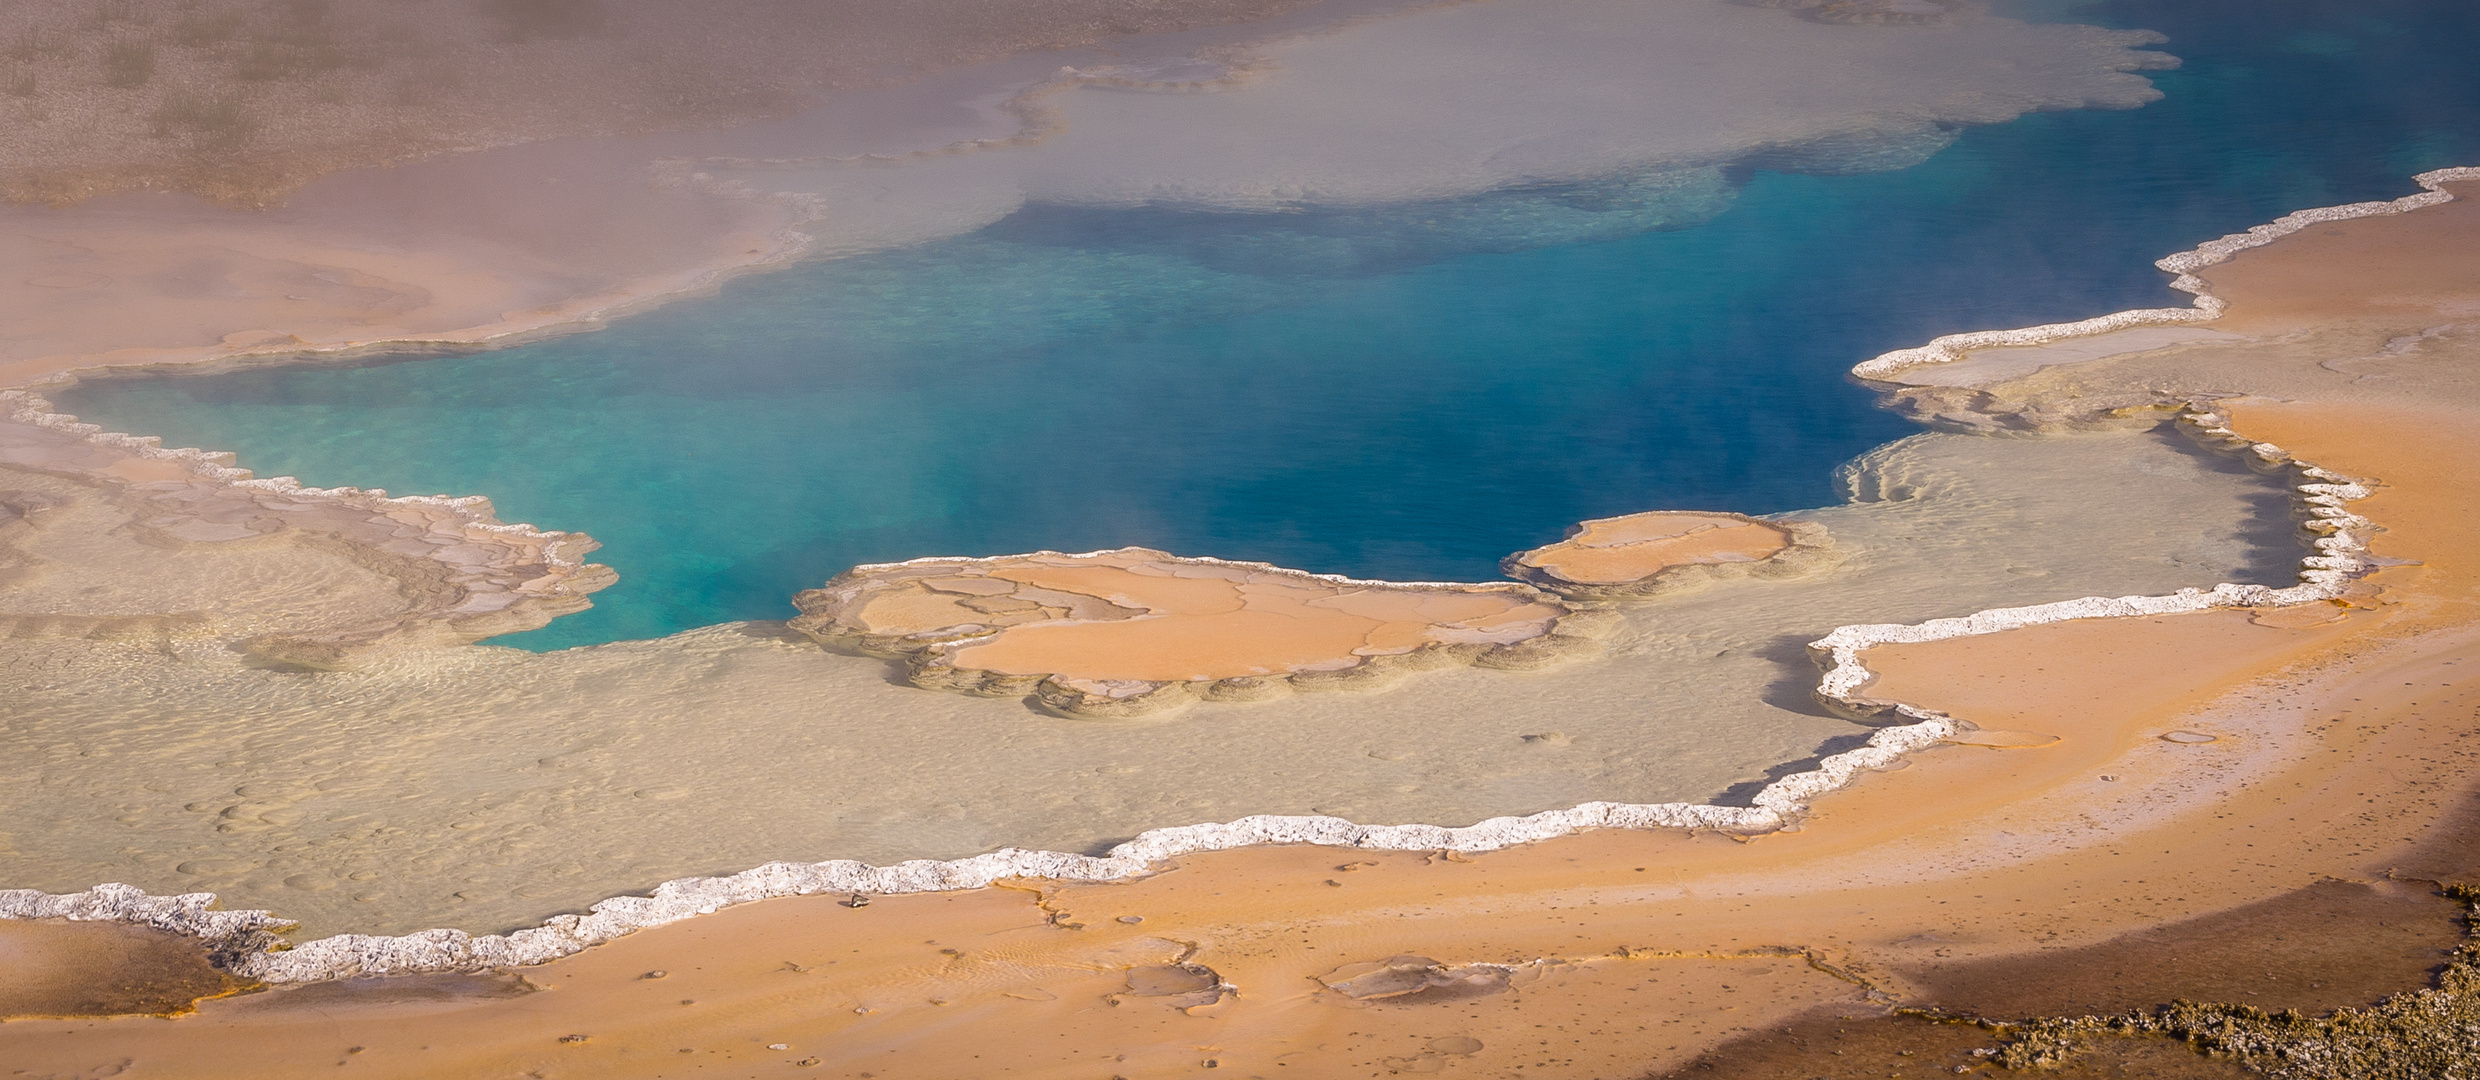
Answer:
[11,168,2465,982]
[789,549,1612,719]
[1850,166,2480,379]
[1500,511,1840,600]
[0,389,615,661]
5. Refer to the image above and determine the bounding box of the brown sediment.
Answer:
[10,174,2474,1076]
[790,547,1608,716]
[1501,509,1837,599]
[1653,1008,2252,1080]
[1898,877,2469,1020]
[0,920,249,1019]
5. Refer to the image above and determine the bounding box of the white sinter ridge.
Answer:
[1851,167,2480,381]
[9,167,2463,983]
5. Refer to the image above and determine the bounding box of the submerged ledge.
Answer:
[1501,509,1838,599]
[4,174,2462,985]
[0,389,613,662]
[1814,406,2376,704]
[790,547,1607,718]
[1851,166,2480,382]
[0,414,2379,983]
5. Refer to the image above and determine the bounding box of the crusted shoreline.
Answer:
[0,389,612,661]
[1814,406,2377,708]
[1851,166,2480,382]
[789,547,1609,718]
[0,411,2379,983]
[1500,510,1839,600]
[0,177,2447,985]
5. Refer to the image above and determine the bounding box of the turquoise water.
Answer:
[63,0,2480,650]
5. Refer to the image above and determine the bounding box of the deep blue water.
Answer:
[63,0,2480,649]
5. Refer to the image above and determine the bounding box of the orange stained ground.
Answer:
[893,557,1568,682]
[1517,512,1791,585]
[2197,181,2480,337]
[8,394,2475,1078]
[8,189,2480,1080]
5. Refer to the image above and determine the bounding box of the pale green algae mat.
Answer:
[1,0,2468,948]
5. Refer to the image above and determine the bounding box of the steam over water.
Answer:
[67,0,2480,649]
[20,0,2480,936]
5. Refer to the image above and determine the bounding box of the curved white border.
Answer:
[0,389,597,574]
[1814,409,2374,701]
[1853,166,2480,381]
[5,167,2461,983]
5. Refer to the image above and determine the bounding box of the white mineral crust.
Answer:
[0,167,2432,985]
